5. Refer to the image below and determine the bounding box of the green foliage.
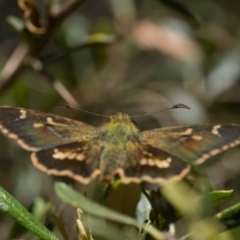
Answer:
[55,182,164,239]
[207,190,234,206]
[0,186,58,240]
[217,202,240,230]
[0,180,239,239]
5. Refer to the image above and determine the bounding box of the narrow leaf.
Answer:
[216,202,240,230]
[54,182,164,240]
[208,190,233,206]
[0,186,58,240]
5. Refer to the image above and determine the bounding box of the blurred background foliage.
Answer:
[0,0,240,239]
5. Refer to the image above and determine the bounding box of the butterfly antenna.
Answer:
[130,103,190,119]
[53,103,110,119]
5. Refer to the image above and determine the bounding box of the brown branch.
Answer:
[42,71,80,107]
[0,42,29,92]
[0,0,87,94]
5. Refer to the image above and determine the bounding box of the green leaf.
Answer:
[9,196,53,239]
[6,16,25,32]
[54,182,164,240]
[0,186,59,240]
[216,202,240,230]
[208,190,233,206]
[162,182,224,239]
[32,197,52,222]
[162,181,202,219]
[6,16,35,44]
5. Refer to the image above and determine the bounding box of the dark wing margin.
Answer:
[140,124,240,164]
[115,149,190,184]
[0,106,97,151]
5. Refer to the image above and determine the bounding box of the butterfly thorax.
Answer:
[97,113,140,177]
[100,113,139,142]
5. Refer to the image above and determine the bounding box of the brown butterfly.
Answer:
[0,104,240,184]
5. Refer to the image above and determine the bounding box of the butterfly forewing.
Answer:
[141,124,240,164]
[0,107,97,151]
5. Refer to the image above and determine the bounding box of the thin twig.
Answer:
[30,58,79,106]
[51,0,87,22]
[0,42,29,92]
[0,0,87,94]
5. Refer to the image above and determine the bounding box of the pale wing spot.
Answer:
[174,128,193,136]
[53,149,85,161]
[229,140,240,148]
[229,142,235,148]
[47,117,56,125]
[202,153,210,159]
[1,128,9,134]
[19,110,27,119]
[221,145,230,151]
[191,135,202,141]
[155,160,170,168]
[52,151,71,160]
[210,148,221,156]
[140,158,148,165]
[62,151,71,158]
[76,153,85,161]
[182,128,193,135]
[52,151,65,159]
[142,151,153,157]
[8,133,18,139]
[196,153,211,164]
[212,125,221,135]
[166,157,172,163]
[68,152,77,159]
[47,117,67,127]
[33,123,44,128]
[147,159,155,166]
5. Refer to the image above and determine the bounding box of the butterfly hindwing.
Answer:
[116,143,190,183]
[141,124,240,164]
[0,107,97,151]
[31,141,102,184]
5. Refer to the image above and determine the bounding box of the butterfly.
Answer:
[0,104,240,184]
